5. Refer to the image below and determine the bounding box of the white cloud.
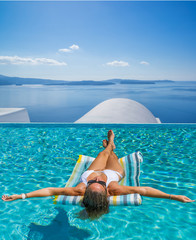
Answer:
[58,44,79,53]
[140,61,150,65]
[58,48,72,53]
[69,44,79,50]
[106,60,129,67]
[0,56,67,66]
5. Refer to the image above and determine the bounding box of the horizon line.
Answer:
[1,73,196,82]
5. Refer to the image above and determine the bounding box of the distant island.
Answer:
[0,74,174,86]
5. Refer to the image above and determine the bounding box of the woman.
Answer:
[2,130,194,218]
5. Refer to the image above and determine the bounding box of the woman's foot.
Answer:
[103,139,108,148]
[107,130,116,150]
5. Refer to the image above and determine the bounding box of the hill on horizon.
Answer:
[0,74,174,86]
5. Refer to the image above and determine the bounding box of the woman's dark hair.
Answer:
[82,187,109,219]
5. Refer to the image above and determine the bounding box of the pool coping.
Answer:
[0,123,195,128]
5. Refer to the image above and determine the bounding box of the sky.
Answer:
[0,1,196,81]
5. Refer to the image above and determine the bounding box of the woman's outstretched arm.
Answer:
[110,184,195,203]
[2,183,85,202]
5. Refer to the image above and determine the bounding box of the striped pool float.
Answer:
[54,152,143,206]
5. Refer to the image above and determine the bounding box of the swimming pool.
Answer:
[0,124,195,240]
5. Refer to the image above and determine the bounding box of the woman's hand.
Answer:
[2,194,20,201]
[2,185,84,202]
[173,195,195,203]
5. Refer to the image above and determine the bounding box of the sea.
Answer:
[0,81,195,123]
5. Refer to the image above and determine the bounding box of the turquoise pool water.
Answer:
[0,124,195,240]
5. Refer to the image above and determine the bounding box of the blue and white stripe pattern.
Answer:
[54,152,143,206]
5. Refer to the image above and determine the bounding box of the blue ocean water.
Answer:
[0,81,196,123]
[0,124,195,240]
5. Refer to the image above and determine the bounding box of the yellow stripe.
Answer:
[119,157,125,186]
[78,155,82,163]
[65,155,82,187]
[120,176,125,186]
[113,196,117,205]
[53,195,58,204]
[119,157,124,168]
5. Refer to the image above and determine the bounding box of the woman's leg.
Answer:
[87,130,115,171]
[104,140,125,177]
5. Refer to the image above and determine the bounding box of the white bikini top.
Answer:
[80,169,123,187]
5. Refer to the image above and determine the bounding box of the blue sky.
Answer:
[0,1,195,81]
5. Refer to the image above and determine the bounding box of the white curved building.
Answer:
[75,98,161,124]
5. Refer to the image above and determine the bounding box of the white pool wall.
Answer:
[0,108,30,122]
